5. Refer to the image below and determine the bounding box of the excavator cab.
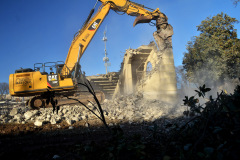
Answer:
[9,61,75,97]
[35,62,61,88]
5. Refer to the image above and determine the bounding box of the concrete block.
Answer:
[9,108,18,116]
[34,120,43,127]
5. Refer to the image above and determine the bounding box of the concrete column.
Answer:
[154,22,177,103]
[141,23,177,104]
[158,48,178,103]
[124,63,133,95]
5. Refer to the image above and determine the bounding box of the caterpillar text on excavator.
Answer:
[9,0,168,108]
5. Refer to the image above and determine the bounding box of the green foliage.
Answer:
[177,84,240,159]
[182,85,211,116]
[44,84,240,159]
[183,13,240,86]
[195,84,211,98]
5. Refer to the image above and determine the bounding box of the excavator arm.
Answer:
[61,3,111,77]
[62,0,167,77]
[99,0,167,26]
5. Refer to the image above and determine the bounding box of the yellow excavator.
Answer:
[9,0,167,108]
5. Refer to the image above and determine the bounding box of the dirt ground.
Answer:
[0,118,160,160]
[0,119,102,135]
[0,118,103,158]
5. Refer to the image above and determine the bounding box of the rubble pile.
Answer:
[0,93,184,126]
[102,92,183,122]
[0,105,92,126]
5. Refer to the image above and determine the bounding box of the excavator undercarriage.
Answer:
[25,90,105,109]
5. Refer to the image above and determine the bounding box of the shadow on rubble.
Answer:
[0,115,187,160]
[0,83,240,160]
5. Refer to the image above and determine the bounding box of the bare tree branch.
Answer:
[233,0,240,6]
[0,82,9,100]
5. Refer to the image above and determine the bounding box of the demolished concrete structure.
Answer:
[113,17,177,103]
[87,72,120,99]
[88,16,177,104]
[113,41,177,103]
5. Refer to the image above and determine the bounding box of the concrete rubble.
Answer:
[102,92,183,122]
[0,92,185,127]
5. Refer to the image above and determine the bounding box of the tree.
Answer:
[233,0,240,6]
[0,82,9,100]
[183,13,240,87]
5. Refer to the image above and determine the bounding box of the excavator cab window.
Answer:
[56,62,65,75]
[44,62,57,75]
[56,61,71,78]
[49,67,54,74]
[34,61,70,78]
[56,64,64,74]
[34,62,56,75]
[34,63,44,73]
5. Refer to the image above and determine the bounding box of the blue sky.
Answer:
[0,0,239,83]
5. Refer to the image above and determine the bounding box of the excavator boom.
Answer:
[62,3,111,77]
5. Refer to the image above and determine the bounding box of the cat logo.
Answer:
[47,74,59,87]
[88,19,101,31]
[48,75,58,81]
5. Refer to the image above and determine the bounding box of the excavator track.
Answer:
[58,90,105,106]
[27,91,105,109]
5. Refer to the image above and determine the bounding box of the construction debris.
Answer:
[0,91,184,126]
[102,92,184,122]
